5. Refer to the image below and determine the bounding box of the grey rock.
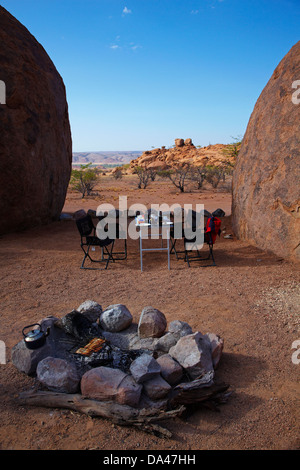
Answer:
[100,304,133,332]
[168,320,193,339]
[129,333,158,351]
[77,300,103,323]
[169,332,214,380]
[102,323,138,349]
[37,357,80,393]
[143,375,172,400]
[117,374,142,408]
[138,306,167,339]
[55,310,100,340]
[154,332,178,353]
[156,354,184,385]
[129,354,161,384]
[11,339,53,376]
[38,317,74,357]
[38,316,60,331]
[11,316,83,375]
[204,332,224,369]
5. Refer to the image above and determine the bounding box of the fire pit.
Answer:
[12,301,230,437]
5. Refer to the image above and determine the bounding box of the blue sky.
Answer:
[1,0,299,151]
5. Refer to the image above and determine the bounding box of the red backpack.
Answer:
[205,216,221,244]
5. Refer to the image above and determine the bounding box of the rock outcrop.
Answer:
[129,138,235,172]
[0,7,72,234]
[232,42,300,261]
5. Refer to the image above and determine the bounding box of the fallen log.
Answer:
[18,371,230,438]
[18,390,185,438]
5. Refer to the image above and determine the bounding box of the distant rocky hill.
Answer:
[129,138,237,171]
[72,151,143,166]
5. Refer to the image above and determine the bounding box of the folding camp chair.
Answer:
[184,215,221,267]
[170,209,203,260]
[76,214,115,269]
[96,209,127,260]
[168,208,184,259]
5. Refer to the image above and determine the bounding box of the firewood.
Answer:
[17,371,230,438]
[18,390,185,438]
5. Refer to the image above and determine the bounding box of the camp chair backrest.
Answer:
[76,215,94,237]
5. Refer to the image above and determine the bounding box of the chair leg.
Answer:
[170,238,178,258]
[209,245,216,266]
[170,238,187,260]
[80,242,115,270]
[183,244,217,268]
[111,239,127,260]
[103,241,115,269]
[185,250,191,267]
[104,247,111,269]
[80,244,91,268]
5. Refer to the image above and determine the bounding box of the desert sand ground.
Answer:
[0,175,299,451]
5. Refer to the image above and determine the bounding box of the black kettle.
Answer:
[22,323,50,350]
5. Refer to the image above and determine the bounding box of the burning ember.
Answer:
[75,337,106,356]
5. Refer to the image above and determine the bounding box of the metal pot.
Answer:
[22,323,50,350]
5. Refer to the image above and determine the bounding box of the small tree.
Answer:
[70,163,99,198]
[204,165,223,189]
[133,166,151,189]
[148,168,157,182]
[190,165,208,190]
[222,136,242,164]
[220,138,241,181]
[158,164,190,193]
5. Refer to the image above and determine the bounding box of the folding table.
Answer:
[136,221,173,272]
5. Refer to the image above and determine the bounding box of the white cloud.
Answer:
[123,7,132,15]
[109,41,142,52]
[191,10,199,15]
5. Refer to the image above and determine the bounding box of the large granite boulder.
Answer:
[232,42,300,261]
[0,7,72,234]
